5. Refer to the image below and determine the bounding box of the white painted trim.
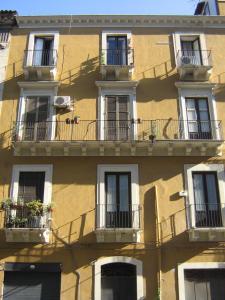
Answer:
[17,87,57,141]
[178,262,225,300]
[184,164,225,228]
[101,30,132,65]
[94,256,144,300]
[97,87,137,140]
[173,32,209,66]
[97,165,139,228]
[177,86,220,140]
[10,165,53,206]
[26,31,59,67]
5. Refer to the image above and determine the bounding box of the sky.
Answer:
[1,0,199,16]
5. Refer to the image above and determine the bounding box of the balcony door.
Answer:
[101,263,137,300]
[23,96,50,141]
[105,95,130,141]
[186,98,212,139]
[181,37,202,65]
[192,172,222,227]
[105,172,132,228]
[107,36,127,65]
[33,36,54,66]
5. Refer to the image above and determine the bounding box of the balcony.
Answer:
[23,49,58,80]
[176,50,212,81]
[100,48,134,80]
[3,203,51,243]
[12,119,223,156]
[187,203,225,242]
[95,204,141,243]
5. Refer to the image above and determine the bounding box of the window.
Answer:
[94,256,144,300]
[23,96,50,141]
[105,95,130,140]
[192,172,222,227]
[11,165,53,206]
[97,165,139,230]
[105,172,131,228]
[186,97,211,139]
[178,263,225,300]
[101,263,137,300]
[107,36,127,65]
[184,164,225,229]
[33,36,54,66]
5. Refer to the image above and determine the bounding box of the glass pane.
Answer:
[206,174,219,210]
[107,97,116,112]
[106,175,117,212]
[198,99,208,110]
[193,174,206,211]
[188,121,198,133]
[119,175,129,211]
[107,37,117,50]
[186,98,195,109]
[187,110,197,121]
[199,111,209,121]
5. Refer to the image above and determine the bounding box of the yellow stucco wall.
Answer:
[0,25,225,299]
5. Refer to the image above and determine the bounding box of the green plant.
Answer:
[25,200,43,216]
[1,198,13,209]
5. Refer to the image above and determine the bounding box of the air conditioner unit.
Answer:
[0,43,7,50]
[181,56,191,65]
[53,96,71,108]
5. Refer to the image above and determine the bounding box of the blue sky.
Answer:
[1,0,198,15]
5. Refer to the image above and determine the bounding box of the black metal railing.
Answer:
[177,50,212,67]
[4,205,50,229]
[24,49,57,67]
[101,48,134,66]
[12,119,223,142]
[189,203,224,228]
[96,204,141,229]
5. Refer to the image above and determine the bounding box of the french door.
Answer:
[105,172,132,228]
[33,37,54,66]
[23,96,50,141]
[105,95,131,141]
[181,38,202,65]
[186,98,212,139]
[107,36,127,65]
[192,172,222,227]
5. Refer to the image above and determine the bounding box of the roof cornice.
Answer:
[16,15,225,29]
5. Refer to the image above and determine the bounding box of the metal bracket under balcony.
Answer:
[100,49,134,80]
[23,49,57,80]
[12,119,224,157]
[177,50,212,81]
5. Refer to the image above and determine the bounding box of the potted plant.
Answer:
[25,200,44,228]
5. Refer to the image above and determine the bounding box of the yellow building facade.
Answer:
[1,1,225,299]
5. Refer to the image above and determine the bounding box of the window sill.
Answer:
[95,228,141,243]
[188,227,225,242]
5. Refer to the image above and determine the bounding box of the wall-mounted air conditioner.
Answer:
[53,96,71,108]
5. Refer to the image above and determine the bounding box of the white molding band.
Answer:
[10,164,53,206]
[184,163,225,228]
[178,262,225,300]
[94,256,144,300]
[97,164,139,228]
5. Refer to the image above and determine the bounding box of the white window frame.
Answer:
[10,164,53,206]
[17,86,57,141]
[94,256,144,300]
[178,262,225,300]
[177,85,220,140]
[97,164,139,229]
[98,87,137,140]
[173,32,209,66]
[26,31,59,67]
[101,30,132,65]
[184,164,225,228]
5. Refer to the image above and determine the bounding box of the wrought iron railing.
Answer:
[24,49,57,67]
[188,203,224,228]
[101,48,134,66]
[12,119,223,142]
[96,204,141,229]
[177,50,212,67]
[4,205,51,229]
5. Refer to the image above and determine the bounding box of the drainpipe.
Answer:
[155,185,162,300]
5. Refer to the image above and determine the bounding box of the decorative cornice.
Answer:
[96,80,139,88]
[16,15,225,29]
[175,81,217,89]
[18,81,60,88]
